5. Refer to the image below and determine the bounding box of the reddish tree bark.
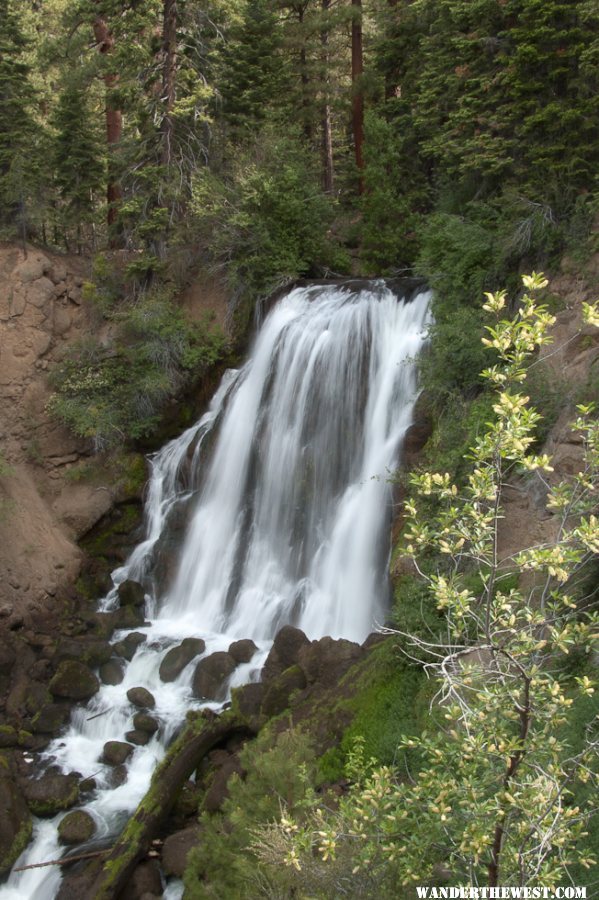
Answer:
[161,0,178,167]
[93,14,122,243]
[351,0,364,191]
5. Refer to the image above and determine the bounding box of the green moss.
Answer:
[0,814,32,875]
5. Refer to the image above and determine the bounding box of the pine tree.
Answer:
[0,0,38,234]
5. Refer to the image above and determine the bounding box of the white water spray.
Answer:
[1,282,430,899]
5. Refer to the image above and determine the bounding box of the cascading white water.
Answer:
[1,282,430,900]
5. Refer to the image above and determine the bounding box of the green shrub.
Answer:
[183,728,317,899]
[47,290,224,450]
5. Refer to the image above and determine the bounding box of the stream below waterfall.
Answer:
[1,280,431,900]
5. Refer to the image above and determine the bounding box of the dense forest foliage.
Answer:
[2,0,599,447]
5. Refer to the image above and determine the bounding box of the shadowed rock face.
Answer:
[192,652,238,701]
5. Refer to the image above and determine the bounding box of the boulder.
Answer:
[161,825,201,878]
[127,860,162,899]
[54,639,112,668]
[31,703,71,734]
[102,741,134,766]
[113,632,146,662]
[117,580,146,607]
[297,637,363,688]
[0,640,16,676]
[22,773,79,817]
[58,810,96,846]
[261,665,307,718]
[49,661,99,701]
[109,765,128,788]
[125,729,151,747]
[159,637,205,683]
[127,687,155,709]
[228,639,258,664]
[262,626,310,681]
[0,770,31,874]
[231,682,265,719]
[99,658,125,686]
[192,652,237,701]
[203,754,244,813]
[133,713,159,734]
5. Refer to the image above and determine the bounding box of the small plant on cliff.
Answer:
[253,276,599,894]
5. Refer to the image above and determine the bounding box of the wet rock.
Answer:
[128,860,163,899]
[49,660,99,701]
[133,712,159,734]
[127,686,155,709]
[117,580,146,607]
[297,637,363,687]
[113,631,147,662]
[58,810,96,846]
[262,626,310,681]
[109,765,128,788]
[231,682,265,719]
[192,651,237,701]
[261,665,307,718]
[99,658,125,686]
[162,825,202,877]
[54,638,112,668]
[112,605,145,630]
[22,772,79,817]
[125,729,151,747]
[159,637,206,683]
[31,702,71,734]
[0,770,31,874]
[228,639,258,664]
[102,741,134,766]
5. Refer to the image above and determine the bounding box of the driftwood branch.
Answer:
[13,848,109,873]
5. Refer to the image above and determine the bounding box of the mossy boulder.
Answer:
[192,652,237,701]
[228,639,258,664]
[231,683,265,720]
[127,687,155,709]
[54,638,112,668]
[159,637,205,683]
[102,741,134,766]
[0,726,19,748]
[261,665,307,717]
[0,769,32,874]
[117,580,146,607]
[58,810,96,846]
[31,703,71,734]
[262,626,310,680]
[49,661,99,701]
[22,772,79,817]
[297,636,363,688]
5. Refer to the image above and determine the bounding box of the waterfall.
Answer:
[1,281,431,899]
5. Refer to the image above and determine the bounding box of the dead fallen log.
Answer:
[88,711,255,900]
[13,848,109,873]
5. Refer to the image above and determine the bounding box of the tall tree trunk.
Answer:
[93,14,122,245]
[351,0,364,191]
[161,0,178,168]
[321,0,334,192]
[297,4,313,143]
